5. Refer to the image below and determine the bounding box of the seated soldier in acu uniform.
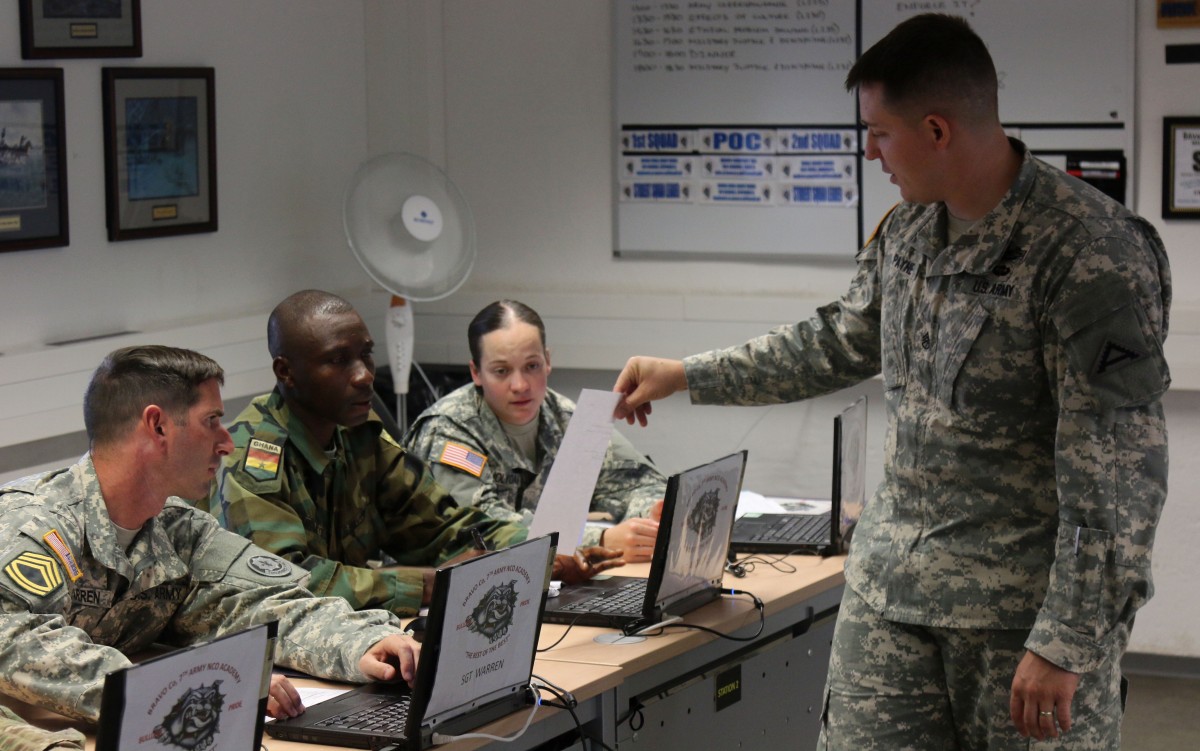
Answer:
[0,345,420,724]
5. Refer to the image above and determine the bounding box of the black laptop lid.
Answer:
[647,451,747,616]
[832,396,867,549]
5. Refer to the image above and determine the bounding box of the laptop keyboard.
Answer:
[315,696,411,733]
[749,514,829,543]
[558,579,648,615]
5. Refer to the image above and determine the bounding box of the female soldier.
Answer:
[405,300,664,561]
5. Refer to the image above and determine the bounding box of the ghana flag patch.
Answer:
[4,551,64,597]
[245,438,283,480]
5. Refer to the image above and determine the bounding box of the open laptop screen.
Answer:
[655,451,746,613]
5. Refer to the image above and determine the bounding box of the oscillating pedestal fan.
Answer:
[342,153,476,433]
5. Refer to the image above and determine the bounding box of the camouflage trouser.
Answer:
[816,587,1123,750]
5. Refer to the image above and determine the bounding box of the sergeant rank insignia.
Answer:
[4,551,64,596]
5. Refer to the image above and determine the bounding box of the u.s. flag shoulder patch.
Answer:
[245,438,283,480]
[438,442,487,477]
[4,551,64,597]
[43,529,82,582]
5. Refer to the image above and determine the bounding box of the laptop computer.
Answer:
[730,396,867,556]
[542,451,747,631]
[266,533,557,750]
[95,621,276,751]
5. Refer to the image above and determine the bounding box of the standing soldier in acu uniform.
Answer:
[612,13,1170,750]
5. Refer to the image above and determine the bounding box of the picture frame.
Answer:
[102,67,217,242]
[1158,0,1200,28]
[0,68,69,253]
[19,0,143,59]
[1162,116,1200,220]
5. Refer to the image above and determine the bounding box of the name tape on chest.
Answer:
[439,442,488,477]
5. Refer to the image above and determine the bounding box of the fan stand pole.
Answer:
[386,295,415,435]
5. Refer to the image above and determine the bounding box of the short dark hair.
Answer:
[845,13,998,124]
[83,345,224,447]
[267,289,356,358]
[468,300,546,367]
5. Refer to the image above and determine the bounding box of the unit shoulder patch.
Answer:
[438,442,488,478]
[246,554,291,577]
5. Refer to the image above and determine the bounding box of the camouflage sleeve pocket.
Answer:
[1046,522,1114,640]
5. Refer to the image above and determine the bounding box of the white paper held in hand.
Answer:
[527,389,621,549]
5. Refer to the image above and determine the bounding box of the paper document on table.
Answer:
[265,687,350,723]
[528,388,621,548]
[737,489,830,517]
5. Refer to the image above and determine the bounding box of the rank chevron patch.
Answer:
[4,551,64,596]
[1093,339,1147,376]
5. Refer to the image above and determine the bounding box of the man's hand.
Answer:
[613,357,688,426]
[359,633,421,686]
[266,673,305,719]
[601,516,661,563]
[553,546,625,584]
[1010,650,1081,740]
[649,499,664,522]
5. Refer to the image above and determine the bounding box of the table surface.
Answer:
[1,554,845,751]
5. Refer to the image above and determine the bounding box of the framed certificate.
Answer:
[102,67,217,241]
[1163,117,1200,219]
[19,0,142,59]
[0,68,68,253]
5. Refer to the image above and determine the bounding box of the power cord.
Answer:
[538,612,630,652]
[729,550,798,576]
[428,682,540,745]
[533,677,617,751]
[623,588,766,642]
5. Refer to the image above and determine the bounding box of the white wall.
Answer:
[366,1,1200,659]
[0,1,1197,658]
[0,0,376,355]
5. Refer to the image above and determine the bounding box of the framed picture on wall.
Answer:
[19,0,143,59]
[102,67,217,242]
[1162,117,1200,220]
[0,68,69,253]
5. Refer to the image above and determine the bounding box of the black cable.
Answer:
[730,550,798,575]
[644,588,766,642]
[538,612,629,652]
[616,698,646,731]
[536,681,617,751]
[536,612,585,651]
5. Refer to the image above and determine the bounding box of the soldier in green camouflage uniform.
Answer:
[0,346,418,724]
[405,300,665,555]
[613,14,1169,750]
[205,388,527,616]
[203,291,620,618]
